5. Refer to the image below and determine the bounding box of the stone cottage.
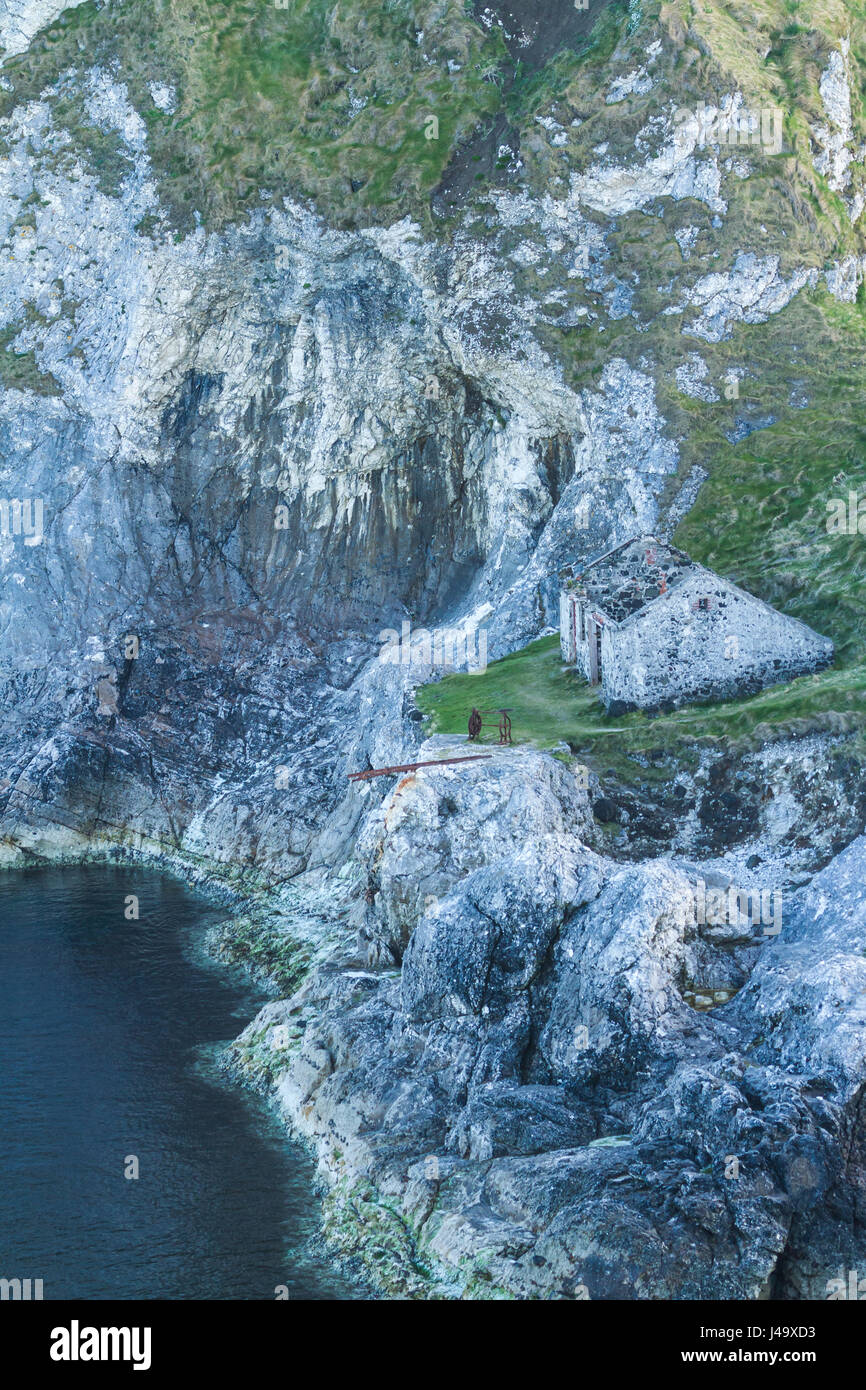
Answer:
[560,536,834,712]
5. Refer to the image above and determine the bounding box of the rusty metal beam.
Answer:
[347,755,492,782]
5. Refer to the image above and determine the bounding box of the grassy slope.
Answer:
[0,0,509,231]
[653,3,866,752]
[674,295,866,659]
[415,633,865,774]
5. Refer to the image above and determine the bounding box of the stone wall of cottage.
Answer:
[600,572,834,710]
[560,590,597,682]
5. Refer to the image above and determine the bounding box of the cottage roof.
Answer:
[561,536,702,624]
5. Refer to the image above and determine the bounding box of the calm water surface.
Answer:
[0,865,360,1300]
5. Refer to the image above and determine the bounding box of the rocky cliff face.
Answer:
[225,741,866,1299]
[1,0,865,1299]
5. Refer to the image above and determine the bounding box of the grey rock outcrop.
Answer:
[227,752,866,1299]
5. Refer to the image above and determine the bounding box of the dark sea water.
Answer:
[0,865,360,1300]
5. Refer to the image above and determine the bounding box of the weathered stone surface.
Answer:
[0,0,85,59]
[561,536,833,712]
[356,739,592,963]
[731,834,866,1091]
[223,753,866,1298]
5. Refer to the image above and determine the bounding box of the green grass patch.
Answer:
[0,0,507,233]
[674,294,866,666]
[0,323,61,396]
[505,1,627,130]
[416,634,866,781]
